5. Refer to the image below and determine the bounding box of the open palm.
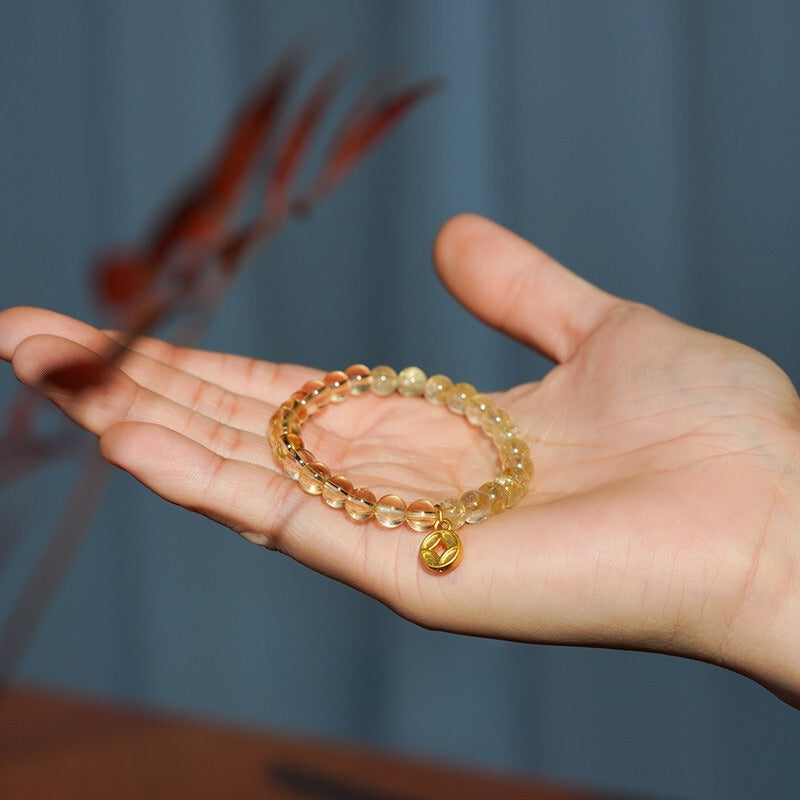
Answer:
[2,214,799,705]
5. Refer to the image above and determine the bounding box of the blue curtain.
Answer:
[2,2,800,798]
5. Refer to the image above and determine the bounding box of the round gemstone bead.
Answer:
[405,499,437,532]
[322,475,353,508]
[323,370,350,403]
[300,379,328,413]
[479,480,509,515]
[465,393,492,426]
[446,382,477,415]
[371,365,398,396]
[483,408,515,439]
[478,403,503,434]
[299,461,331,494]
[279,397,309,424]
[437,497,467,529]
[424,374,452,405]
[501,436,530,460]
[345,487,376,520]
[275,432,304,461]
[282,449,305,481]
[495,474,526,506]
[396,366,427,397]
[461,488,492,524]
[345,364,372,395]
[504,454,534,482]
[375,494,406,528]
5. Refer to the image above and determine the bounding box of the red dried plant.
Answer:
[0,49,438,682]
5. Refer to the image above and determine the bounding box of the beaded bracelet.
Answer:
[268,365,532,573]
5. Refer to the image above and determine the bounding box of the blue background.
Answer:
[2,2,800,798]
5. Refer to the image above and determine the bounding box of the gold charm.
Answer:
[419,514,462,573]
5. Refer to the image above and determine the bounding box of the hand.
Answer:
[2,214,799,706]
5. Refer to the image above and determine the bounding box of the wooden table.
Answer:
[0,686,626,799]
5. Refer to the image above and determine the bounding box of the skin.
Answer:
[2,214,799,707]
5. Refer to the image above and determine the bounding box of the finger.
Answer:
[11,334,273,467]
[106,331,320,403]
[433,214,621,363]
[0,306,100,361]
[99,421,426,610]
[0,307,312,431]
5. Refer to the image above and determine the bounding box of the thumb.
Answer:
[433,214,619,363]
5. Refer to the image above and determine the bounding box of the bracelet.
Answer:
[268,365,532,573]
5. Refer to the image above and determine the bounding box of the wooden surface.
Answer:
[0,686,625,799]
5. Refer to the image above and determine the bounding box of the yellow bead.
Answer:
[446,382,476,415]
[345,487,377,520]
[322,475,353,508]
[484,408,515,439]
[279,397,309,424]
[371,365,398,396]
[465,393,492,426]
[275,432,304,461]
[396,366,427,397]
[405,499,437,532]
[504,454,534,482]
[495,474,526,506]
[299,461,331,494]
[301,379,329,413]
[500,436,530,460]
[461,488,492,524]
[478,403,503,434]
[479,480,509,515]
[282,448,310,481]
[375,494,406,528]
[424,374,452,405]
[437,497,467,529]
[323,370,351,403]
[345,364,372,395]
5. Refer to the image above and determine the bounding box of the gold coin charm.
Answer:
[419,518,463,573]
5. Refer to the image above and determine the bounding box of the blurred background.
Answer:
[2,2,800,798]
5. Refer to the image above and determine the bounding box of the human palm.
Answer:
[2,214,799,704]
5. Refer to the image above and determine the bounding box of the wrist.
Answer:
[720,434,800,707]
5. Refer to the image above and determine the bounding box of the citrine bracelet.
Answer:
[268,365,532,573]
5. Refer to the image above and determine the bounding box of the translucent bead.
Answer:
[487,410,517,441]
[323,370,351,403]
[504,454,534,482]
[375,494,407,528]
[345,487,376,521]
[461,488,492,524]
[479,403,504,434]
[437,497,467,529]
[479,480,509,515]
[279,397,309,424]
[300,379,329,413]
[371,365,398,396]
[396,366,427,397]
[267,413,284,446]
[299,461,331,495]
[322,475,353,508]
[275,432,304,461]
[345,364,372,395]
[405,499,437,532]
[424,374,452,405]
[465,393,492,426]
[282,449,306,481]
[446,382,476,415]
[269,408,302,447]
[495,474,526,506]
[500,436,530,461]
